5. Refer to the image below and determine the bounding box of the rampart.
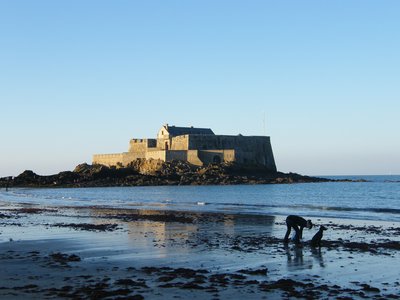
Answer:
[93,125,276,171]
[92,153,124,167]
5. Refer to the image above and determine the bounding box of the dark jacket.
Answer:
[286,215,307,227]
[286,215,308,240]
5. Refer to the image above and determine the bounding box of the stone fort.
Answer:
[93,124,277,171]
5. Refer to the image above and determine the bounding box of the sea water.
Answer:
[1,175,399,222]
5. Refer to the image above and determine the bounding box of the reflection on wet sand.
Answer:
[285,245,304,268]
[284,244,326,271]
[85,207,276,238]
[2,204,400,299]
[311,247,325,267]
[83,207,277,258]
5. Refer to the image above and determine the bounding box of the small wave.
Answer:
[207,202,400,215]
[309,205,400,214]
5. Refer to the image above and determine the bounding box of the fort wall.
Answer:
[166,150,187,161]
[92,125,276,171]
[197,150,235,164]
[129,139,156,153]
[186,150,203,166]
[170,135,189,150]
[146,150,166,161]
[93,153,124,167]
[122,152,143,165]
[187,135,275,170]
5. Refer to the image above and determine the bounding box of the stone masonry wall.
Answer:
[166,150,187,161]
[93,131,276,171]
[186,150,203,166]
[146,150,166,161]
[93,153,124,167]
[122,152,144,165]
[187,135,276,170]
[170,135,189,150]
[198,150,235,164]
[129,139,156,152]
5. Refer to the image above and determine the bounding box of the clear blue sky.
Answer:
[1,1,399,177]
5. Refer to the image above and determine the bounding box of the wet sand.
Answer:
[1,202,399,299]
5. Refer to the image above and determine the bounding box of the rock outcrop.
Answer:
[0,159,330,188]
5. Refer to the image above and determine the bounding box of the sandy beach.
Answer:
[1,201,399,299]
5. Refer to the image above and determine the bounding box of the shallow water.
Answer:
[1,206,399,298]
[1,175,399,222]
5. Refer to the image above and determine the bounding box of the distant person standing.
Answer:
[284,215,313,245]
[5,176,12,192]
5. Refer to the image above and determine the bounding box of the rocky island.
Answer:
[0,159,330,188]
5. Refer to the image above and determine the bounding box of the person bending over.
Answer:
[284,215,313,244]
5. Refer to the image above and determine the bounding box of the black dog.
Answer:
[310,225,327,247]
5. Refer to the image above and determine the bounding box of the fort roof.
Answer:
[164,125,215,136]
